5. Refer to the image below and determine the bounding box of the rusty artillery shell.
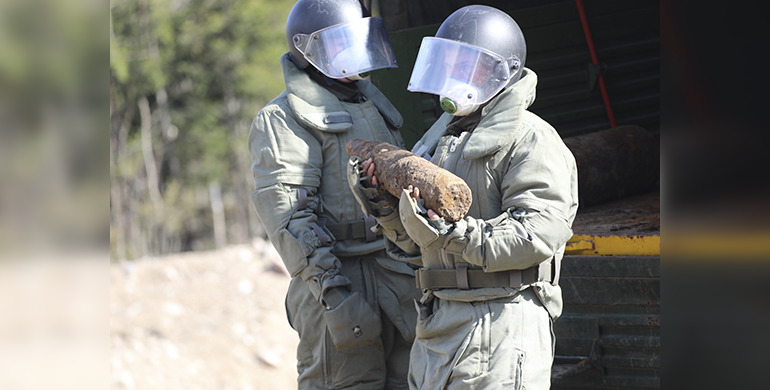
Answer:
[347,138,472,222]
[563,125,660,207]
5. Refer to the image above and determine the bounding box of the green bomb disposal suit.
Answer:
[249,54,420,390]
[351,68,578,390]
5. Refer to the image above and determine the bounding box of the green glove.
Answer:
[347,156,397,218]
[398,188,450,248]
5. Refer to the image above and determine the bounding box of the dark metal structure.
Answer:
[372,0,659,148]
[553,254,660,389]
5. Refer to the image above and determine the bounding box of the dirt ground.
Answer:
[110,238,299,390]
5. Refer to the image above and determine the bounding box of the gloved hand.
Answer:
[398,187,468,250]
[322,286,382,350]
[347,156,398,218]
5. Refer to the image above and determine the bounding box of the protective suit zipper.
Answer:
[437,137,459,169]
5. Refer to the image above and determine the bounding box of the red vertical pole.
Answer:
[576,0,617,128]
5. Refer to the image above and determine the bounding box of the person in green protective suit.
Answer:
[248,0,421,388]
[348,5,579,389]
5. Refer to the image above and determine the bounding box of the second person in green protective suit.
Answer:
[248,0,421,388]
[349,5,579,390]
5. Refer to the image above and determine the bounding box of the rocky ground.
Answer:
[110,239,299,390]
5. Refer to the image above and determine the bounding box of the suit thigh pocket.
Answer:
[448,301,490,382]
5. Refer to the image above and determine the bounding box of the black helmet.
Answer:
[436,5,526,84]
[407,5,526,115]
[285,0,397,79]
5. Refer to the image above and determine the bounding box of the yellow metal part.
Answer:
[566,234,660,256]
[665,230,770,259]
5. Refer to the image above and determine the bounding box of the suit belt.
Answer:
[415,261,553,290]
[323,216,381,242]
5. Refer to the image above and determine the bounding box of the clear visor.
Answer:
[407,37,512,104]
[293,17,397,79]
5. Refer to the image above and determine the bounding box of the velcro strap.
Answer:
[415,264,552,290]
[309,222,331,246]
[538,260,552,283]
[297,188,308,210]
[456,262,470,290]
[326,218,383,242]
[324,113,352,124]
[509,268,522,287]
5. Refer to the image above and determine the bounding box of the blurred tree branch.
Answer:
[110,0,293,260]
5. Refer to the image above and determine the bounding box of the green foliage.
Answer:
[110,0,297,258]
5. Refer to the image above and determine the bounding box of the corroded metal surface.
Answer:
[347,138,472,222]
